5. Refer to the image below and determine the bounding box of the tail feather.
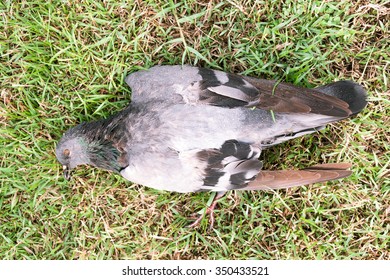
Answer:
[244,163,352,190]
[316,81,367,115]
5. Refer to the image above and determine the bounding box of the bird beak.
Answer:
[63,165,71,181]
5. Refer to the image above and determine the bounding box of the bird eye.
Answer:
[63,149,71,157]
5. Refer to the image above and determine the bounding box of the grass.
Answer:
[0,0,389,259]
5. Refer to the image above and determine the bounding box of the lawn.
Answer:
[0,0,389,259]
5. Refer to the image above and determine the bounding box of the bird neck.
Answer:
[86,139,122,172]
[71,111,130,173]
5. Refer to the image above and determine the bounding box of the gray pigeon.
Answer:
[56,65,367,228]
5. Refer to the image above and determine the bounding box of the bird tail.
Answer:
[244,163,352,190]
[315,81,367,116]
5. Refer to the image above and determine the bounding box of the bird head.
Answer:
[55,132,91,181]
[56,121,123,180]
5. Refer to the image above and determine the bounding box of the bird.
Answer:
[56,65,367,228]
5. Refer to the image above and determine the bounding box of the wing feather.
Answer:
[125,65,353,117]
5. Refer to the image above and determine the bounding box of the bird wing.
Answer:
[125,65,352,117]
[244,163,352,190]
[191,140,263,191]
[193,140,351,191]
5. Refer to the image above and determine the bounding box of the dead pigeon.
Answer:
[56,65,367,228]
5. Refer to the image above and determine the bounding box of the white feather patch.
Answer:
[208,85,249,101]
